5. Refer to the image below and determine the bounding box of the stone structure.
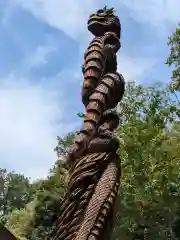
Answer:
[53,6,125,240]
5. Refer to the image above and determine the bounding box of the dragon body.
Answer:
[54,111,121,240]
[54,6,125,240]
[67,7,125,164]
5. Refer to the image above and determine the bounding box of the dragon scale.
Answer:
[53,6,125,240]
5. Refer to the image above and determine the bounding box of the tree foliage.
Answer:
[166,23,180,92]
[112,82,180,240]
[0,169,32,217]
[54,132,76,161]
[24,162,67,240]
[4,201,36,240]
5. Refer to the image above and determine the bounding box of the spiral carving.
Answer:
[53,6,125,240]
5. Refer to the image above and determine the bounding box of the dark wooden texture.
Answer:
[0,223,17,240]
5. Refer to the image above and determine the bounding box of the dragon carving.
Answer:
[53,6,125,240]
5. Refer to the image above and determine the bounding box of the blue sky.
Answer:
[0,0,179,180]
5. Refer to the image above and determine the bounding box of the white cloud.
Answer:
[11,0,177,83]
[25,45,56,70]
[12,0,104,40]
[119,0,180,27]
[117,53,157,81]
[20,37,59,74]
[12,0,180,40]
[0,74,70,180]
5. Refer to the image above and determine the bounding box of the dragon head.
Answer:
[88,6,121,39]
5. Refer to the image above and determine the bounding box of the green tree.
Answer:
[112,82,180,240]
[0,169,32,217]
[166,24,180,92]
[24,162,67,240]
[5,200,36,240]
[1,131,75,239]
[54,132,76,162]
